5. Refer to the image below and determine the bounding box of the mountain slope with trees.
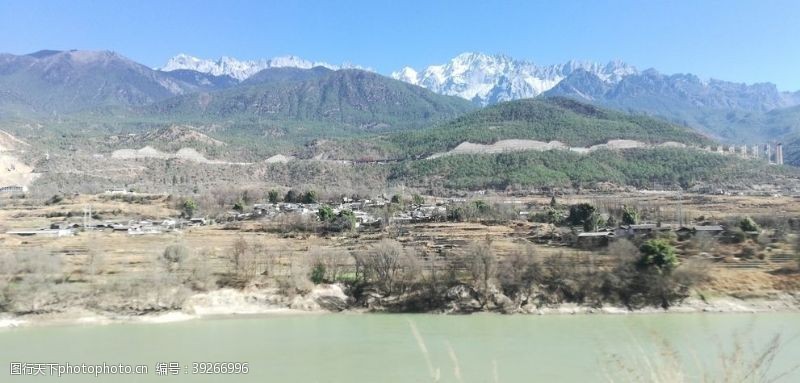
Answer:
[0,50,235,118]
[389,147,798,190]
[377,97,714,158]
[145,68,477,131]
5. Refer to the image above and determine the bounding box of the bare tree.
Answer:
[354,239,419,295]
[184,249,217,291]
[84,248,107,298]
[228,237,266,283]
[0,253,20,311]
[538,252,583,304]
[285,252,313,295]
[2,251,65,314]
[256,239,280,278]
[161,244,190,273]
[796,235,800,269]
[309,247,349,283]
[464,240,497,303]
[497,246,540,300]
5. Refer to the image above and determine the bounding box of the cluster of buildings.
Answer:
[576,223,726,247]
[232,197,456,227]
[6,218,208,237]
[4,195,462,238]
[392,204,448,223]
[247,199,386,227]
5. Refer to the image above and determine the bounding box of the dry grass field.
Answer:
[1,191,798,304]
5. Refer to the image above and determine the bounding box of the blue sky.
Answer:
[1,0,799,90]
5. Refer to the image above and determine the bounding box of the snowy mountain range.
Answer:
[5,49,797,148]
[391,52,638,105]
[154,51,800,143]
[160,53,368,81]
[3,48,800,163]
[390,52,800,144]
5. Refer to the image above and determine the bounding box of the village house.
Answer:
[353,210,381,226]
[365,197,388,207]
[577,231,616,248]
[675,225,725,239]
[0,185,26,194]
[411,205,447,221]
[280,203,300,212]
[7,228,74,237]
[128,226,162,235]
[392,212,413,224]
[104,188,130,195]
[615,223,674,238]
[50,222,79,230]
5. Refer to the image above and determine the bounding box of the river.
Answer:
[1,313,798,382]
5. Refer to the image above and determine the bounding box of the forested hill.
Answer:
[381,97,715,158]
[389,147,798,191]
[145,68,477,131]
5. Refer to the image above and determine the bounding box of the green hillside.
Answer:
[390,147,797,190]
[377,97,714,158]
[2,66,477,160]
[145,68,477,132]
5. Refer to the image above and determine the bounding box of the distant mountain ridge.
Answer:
[394,52,800,157]
[146,67,476,131]
[391,52,638,105]
[0,50,235,116]
[3,48,800,166]
[0,49,475,143]
[542,68,800,141]
[160,53,370,81]
[392,52,800,112]
[548,68,799,112]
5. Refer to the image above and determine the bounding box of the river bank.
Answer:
[2,284,798,329]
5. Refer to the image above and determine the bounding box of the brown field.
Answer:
[1,192,798,298]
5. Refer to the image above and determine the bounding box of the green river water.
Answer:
[1,313,798,382]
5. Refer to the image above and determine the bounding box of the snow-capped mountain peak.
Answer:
[391,67,419,84]
[601,60,638,82]
[160,54,340,81]
[391,52,639,105]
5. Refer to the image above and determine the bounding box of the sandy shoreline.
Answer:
[1,289,797,330]
[0,307,317,329]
